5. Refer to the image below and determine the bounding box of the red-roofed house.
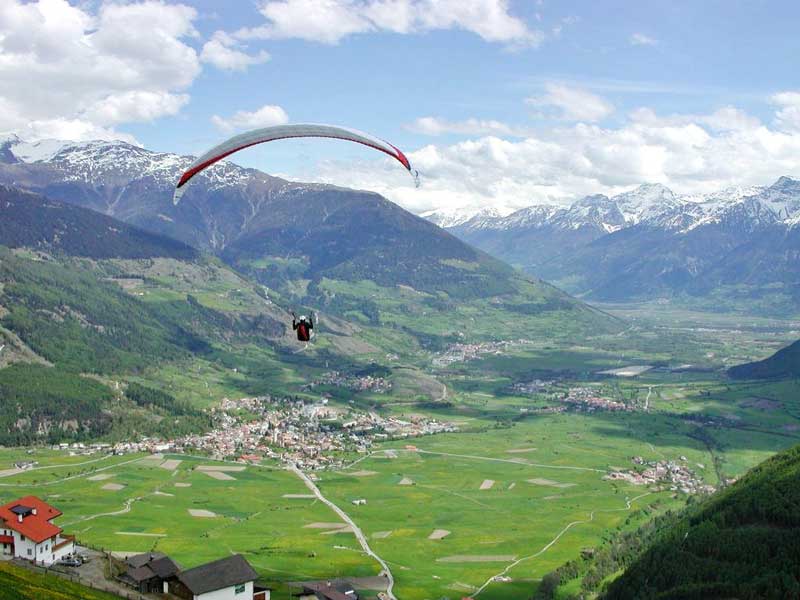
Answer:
[0,496,74,565]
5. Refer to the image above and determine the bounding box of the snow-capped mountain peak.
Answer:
[612,183,678,225]
[0,135,262,194]
[422,206,512,228]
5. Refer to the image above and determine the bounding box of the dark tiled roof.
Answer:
[150,556,181,579]
[177,554,258,595]
[127,565,156,583]
[127,552,166,569]
[300,582,356,600]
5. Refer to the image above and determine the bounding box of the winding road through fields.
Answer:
[288,465,397,600]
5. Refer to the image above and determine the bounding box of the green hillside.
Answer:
[729,339,800,380]
[0,562,118,600]
[0,185,197,260]
[222,189,617,346]
[605,444,800,599]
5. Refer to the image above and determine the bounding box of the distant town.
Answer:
[57,394,457,471]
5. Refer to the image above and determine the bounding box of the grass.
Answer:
[316,419,681,600]
[0,562,119,600]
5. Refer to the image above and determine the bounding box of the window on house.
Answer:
[235,584,246,594]
[27,549,32,556]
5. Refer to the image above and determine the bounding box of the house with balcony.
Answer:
[0,496,74,566]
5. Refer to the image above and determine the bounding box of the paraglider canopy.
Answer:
[174,123,419,203]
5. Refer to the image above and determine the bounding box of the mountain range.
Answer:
[0,134,612,346]
[434,179,800,314]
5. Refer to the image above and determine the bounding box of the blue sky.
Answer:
[2,0,800,212]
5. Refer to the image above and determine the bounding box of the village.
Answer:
[432,339,533,367]
[106,394,456,470]
[512,380,633,413]
[604,456,717,495]
[302,370,393,394]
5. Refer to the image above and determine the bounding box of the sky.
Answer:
[2,0,800,215]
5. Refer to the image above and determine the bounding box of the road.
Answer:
[288,465,397,600]
[644,385,653,411]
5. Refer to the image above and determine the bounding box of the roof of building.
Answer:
[176,554,258,595]
[127,565,156,583]
[299,582,357,600]
[125,553,180,581]
[127,552,166,569]
[0,496,62,543]
[150,555,181,579]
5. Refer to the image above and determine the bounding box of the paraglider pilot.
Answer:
[292,312,314,342]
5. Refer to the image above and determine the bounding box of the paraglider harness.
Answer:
[292,312,314,342]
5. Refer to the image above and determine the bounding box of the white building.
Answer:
[0,496,74,566]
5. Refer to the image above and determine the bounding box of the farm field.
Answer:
[0,454,378,597]
[318,432,672,599]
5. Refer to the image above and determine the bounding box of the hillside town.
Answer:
[108,395,457,470]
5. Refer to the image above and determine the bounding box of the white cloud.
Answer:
[526,83,615,122]
[0,0,200,141]
[85,91,190,126]
[772,91,800,132]
[296,103,800,216]
[408,117,530,137]
[211,105,290,132]
[201,31,270,71]
[238,0,543,47]
[630,32,657,46]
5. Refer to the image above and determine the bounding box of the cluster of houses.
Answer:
[107,395,456,471]
[303,371,393,394]
[432,339,528,367]
[2,495,366,600]
[604,456,717,495]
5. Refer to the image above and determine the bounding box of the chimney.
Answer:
[17,514,22,523]
[31,508,37,516]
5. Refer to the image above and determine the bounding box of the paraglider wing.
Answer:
[174,123,416,203]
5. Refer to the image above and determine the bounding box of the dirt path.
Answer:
[644,386,653,411]
[473,492,652,597]
[289,465,396,600]
[63,495,142,527]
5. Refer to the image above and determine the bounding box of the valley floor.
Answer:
[1,305,798,599]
